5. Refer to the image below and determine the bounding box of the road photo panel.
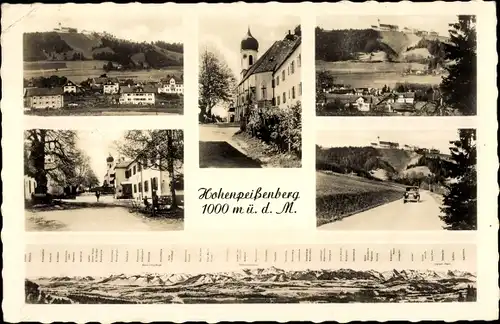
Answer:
[23,4,184,116]
[315,15,477,116]
[24,129,184,231]
[198,15,302,168]
[316,128,477,231]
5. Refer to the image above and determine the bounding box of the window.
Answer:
[261,86,267,99]
[133,166,136,175]
[138,182,143,192]
[282,70,285,81]
[291,61,295,74]
[276,76,280,86]
[249,55,254,66]
[299,82,302,96]
[277,96,280,106]
[298,54,301,67]
[292,86,296,99]
[144,180,149,192]
[283,92,286,104]
[152,177,158,191]
[138,163,142,172]
[134,184,137,193]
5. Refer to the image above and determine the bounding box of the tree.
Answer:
[66,154,100,190]
[199,49,236,122]
[440,129,477,230]
[24,130,81,195]
[116,130,184,210]
[440,15,477,115]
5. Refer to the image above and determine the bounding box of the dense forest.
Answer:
[316,145,396,180]
[23,32,73,61]
[315,28,398,62]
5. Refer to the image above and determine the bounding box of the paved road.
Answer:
[26,206,183,232]
[199,124,261,168]
[319,191,446,231]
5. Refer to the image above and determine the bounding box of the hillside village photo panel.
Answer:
[315,15,477,117]
[198,15,302,169]
[24,129,185,232]
[22,6,185,116]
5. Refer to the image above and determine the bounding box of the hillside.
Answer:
[315,27,449,63]
[316,145,453,186]
[23,31,183,68]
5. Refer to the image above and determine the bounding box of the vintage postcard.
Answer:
[22,5,184,116]
[1,1,498,323]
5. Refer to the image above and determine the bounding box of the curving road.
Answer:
[319,191,446,231]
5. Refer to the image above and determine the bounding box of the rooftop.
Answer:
[120,85,157,94]
[25,87,64,97]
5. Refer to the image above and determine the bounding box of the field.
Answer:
[316,171,405,226]
[24,60,183,83]
[25,104,183,116]
[316,60,443,88]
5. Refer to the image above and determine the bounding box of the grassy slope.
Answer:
[58,33,103,58]
[316,171,404,226]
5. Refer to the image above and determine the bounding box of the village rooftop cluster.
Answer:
[24,74,184,110]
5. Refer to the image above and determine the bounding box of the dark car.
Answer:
[403,186,420,203]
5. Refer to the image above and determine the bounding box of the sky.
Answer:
[316,15,458,37]
[21,4,184,43]
[75,130,127,182]
[199,15,300,117]
[316,129,461,154]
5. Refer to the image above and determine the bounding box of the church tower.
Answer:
[106,154,114,170]
[240,27,259,79]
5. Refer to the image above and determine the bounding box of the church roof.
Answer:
[239,34,301,86]
[241,28,259,51]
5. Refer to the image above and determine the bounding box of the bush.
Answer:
[244,102,302,156]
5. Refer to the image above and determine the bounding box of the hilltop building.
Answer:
[234,27,302,122]
[53,23,77,33]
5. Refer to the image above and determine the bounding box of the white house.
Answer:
[112,157,171,200]
[119,85,156,105]
[103,80,120,94]
[353,96,371,112]
[158,77,183,95]
[25,88,64,109]
[63,81,77,93]
[235,28,301,121]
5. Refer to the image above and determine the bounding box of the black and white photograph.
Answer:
[316,128,477,230]
[25,267,476,304]
[23,5,184,116]
[198,15,302,168]
[316,15,477,116]
[24,129,184,231]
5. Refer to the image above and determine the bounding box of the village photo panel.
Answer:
[316,128,477,231]
[24,129,185,232]
[198,15,302,169]
[23,5,184,116]
[315,15,477,117]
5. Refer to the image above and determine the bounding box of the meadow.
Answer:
[316,60,443,88]
[316,171,404,226]
[24,60,183,83]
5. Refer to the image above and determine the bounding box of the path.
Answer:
[199,124,261,168]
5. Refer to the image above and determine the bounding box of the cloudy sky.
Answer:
[75,130,127,183]
[316,15,458,36]
[20,4,183,43]
[199,15,299,117]
[316,129,462,154]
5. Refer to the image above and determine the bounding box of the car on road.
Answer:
[403,186,420,203]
